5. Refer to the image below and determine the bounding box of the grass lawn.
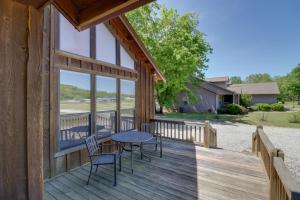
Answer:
[157,111,300,129]
[284,101,300,110]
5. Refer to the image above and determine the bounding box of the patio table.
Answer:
[111,131,153,173]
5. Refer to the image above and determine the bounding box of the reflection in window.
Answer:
[59,70,91,150]
[96,76,117,138]
[120,80,136,131]
[96,24,116,64]
[120,46,135,69]
[59,14,90,57]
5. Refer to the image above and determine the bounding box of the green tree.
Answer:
[240,94,252,107]
[127,3,211,111]
[245,73,273,83]
[230,76,243,84]
[287,64,300,104]
[275,75,293,102]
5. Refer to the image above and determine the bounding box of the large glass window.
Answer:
[96,76,117,138]
[120,46,135,69]
[120,80,136,131]
[59,70,91,150]
[59,14,90,57]
[96,24,116,64]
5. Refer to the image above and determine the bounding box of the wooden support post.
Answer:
[252,132,257,154]
[0,1,44,199]
[204,120,210,148]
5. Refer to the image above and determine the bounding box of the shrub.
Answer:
[271,103,284,111]
[225,104,242,115]
[240,94,252,108]
[256,103,272,111]
[288,113,300,123]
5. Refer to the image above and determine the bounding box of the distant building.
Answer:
[178,76,280,112]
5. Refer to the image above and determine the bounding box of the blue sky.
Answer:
[158,0,300,79]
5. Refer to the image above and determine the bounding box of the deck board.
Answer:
[44,139,268,200]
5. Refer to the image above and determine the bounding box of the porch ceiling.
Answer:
[16,0,153,31]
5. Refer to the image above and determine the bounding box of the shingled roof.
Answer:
[205,76,229,83]
[228,82,280,95]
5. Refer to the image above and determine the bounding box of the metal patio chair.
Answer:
[85,135,122,186]
[140,122,162,158]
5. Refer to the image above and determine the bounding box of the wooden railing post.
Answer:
[252,131,257,154]
[204,120,210,148]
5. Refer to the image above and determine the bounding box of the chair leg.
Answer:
[95,165,98,173]
[119,155,122,172]
[114,159,117,186]
[140,143,143,160]
[87,164,93,185]
[160,139,162,158]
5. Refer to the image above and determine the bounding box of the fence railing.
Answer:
[59,109,135,150]
[150,118,217,148]
[252,125,300,200]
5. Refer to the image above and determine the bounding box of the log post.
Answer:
[204,120,210,148]
[0,1,44,199]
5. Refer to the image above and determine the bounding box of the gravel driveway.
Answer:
[212,122,300,183]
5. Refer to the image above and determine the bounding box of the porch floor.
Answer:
[44,139,268,200]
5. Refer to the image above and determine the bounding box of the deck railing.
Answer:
[252,126,300,200]
[150,118,217,148]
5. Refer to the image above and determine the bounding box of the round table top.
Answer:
[111,131,153,143]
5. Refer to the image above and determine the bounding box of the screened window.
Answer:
[59,14,90,57]
[96,24,116,64]
[59,70,91,150]
[120,80,136,131]
[120,46,135,69]
[96,76,117,138]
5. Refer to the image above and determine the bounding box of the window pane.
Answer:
[96,76,117,138]
[96,24,116,64]
[120,80,136,131]
[120,46,135,69]
[59,70,91,150]
[59,14,90,57]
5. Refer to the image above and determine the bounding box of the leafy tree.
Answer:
[230,76,243,84]
[240,94,252,107]
[274,75,293,102]
[127,3,211,112]
[287,64,300,104]
[245,73,273,83]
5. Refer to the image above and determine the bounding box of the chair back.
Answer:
[141,123,155,134]
[85,135,99,156]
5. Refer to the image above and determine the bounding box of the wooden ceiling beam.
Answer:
[77,0,153,31]
[16,0,154,31]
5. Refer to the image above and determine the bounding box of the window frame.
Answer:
[52,10,138,154]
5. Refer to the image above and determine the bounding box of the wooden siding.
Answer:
[45,139,268,200]
[42,6,157,178]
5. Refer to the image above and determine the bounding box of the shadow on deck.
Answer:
[44,139,268,200]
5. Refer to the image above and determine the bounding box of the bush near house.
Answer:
[240,94,252,108]
[256,104,272,111]
[217,104,246,115]
[255,103,284,111]
[271,103,285,111]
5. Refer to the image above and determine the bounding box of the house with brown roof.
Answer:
[179,76,280,112]
[228,82,280,104]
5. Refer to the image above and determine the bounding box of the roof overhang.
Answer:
[118,15,165,82]
[16,0,153,31]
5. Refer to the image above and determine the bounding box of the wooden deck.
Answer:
[44,139,268,200]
